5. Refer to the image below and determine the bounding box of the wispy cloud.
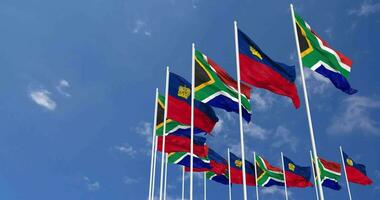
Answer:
[212,119,224,135]
[244,122,269,140]
[328,95,380,135]
[302,68,330,94]
[251,91,275,111]
[56,79,71,97]
[272,126,299,152]
[349,1,380,16]
[29,89,57,111]
[114,143,137,157]
[136,121,153,143]
[132,20,151,36]
[83,176,100,191]
[123,176,140,184]
[261,186,292,198]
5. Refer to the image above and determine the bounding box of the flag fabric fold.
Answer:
[168,152,211,171]
[317,157,342,190]
[342,151,373,185]
[168,72,219,133]
[255,154,284,187]
[206,171,229,185]
[238,29,301,108]
[194,50,252,122]
[229,152,256,186]
[156,94,203,136]
[157,134,208,157]
[294,12,357,95]
[283,156,313,188]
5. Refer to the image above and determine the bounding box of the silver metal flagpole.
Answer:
[163,153,168,200]
[340,146,353,200]
[290,4,325,200]
[281,152,289,200]
[253,152,259,200]
[228,148,232,200]
[204,172,207,200]
[233,20,248,200]
[159,67,170,200]
[190,43,195,200]
[182,166,185,200]
[310,150,320,200]
[148,89,159,200]
[151,136,158,200]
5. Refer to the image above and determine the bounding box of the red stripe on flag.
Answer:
[239,54,300,108]
[230,167,256,186]
[285,172,313,188]
[157,136,208,158]
[167,96,217,133]
[346,166,373,185]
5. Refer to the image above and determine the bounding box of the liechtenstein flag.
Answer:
[283,156,313,188]
[238,29,300,108]
[167,72,219,134]
[229,152,256,186]
[343,151,373,185]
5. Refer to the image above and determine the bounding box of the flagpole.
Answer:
[204,172,207,200]
[151,136,158,200]
[163,153,168,200]
[280,152,289,200]
[148,89,159,200]
[310,150,320,200]
[233,20,248,200]
[190,43,195,200]
[340,146,353,200]
[253,152,259,200]
[182,166,185,200]
[228,148,232,200]
[159,66,170,200]
[290,4,325,200]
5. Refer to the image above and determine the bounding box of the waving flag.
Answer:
[156,94,202,136]
[168,152,211,171]
[318,158,342,190]
[157,134,208,157]
[238,29,300,108]
[229,152,256,186]
[168,72,219,133]
[184,148,228,175]
[294,12,357,94]
[206,171,229,185]
[255,154,284,187]
[283,156,313,187]
[342,151,373,185]
[194,50,252,122]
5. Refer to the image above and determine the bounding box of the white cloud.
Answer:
[349,1,380,16]
[212,119,224,135]
[56,79,71,97]
[132,20,151,36]
[124,176,140,184]
[251,91,275,111]
[29,89,57,111]
[328,95,380,135]
[136,122,153,143]
[261,186,292,198]
[83,176,100,191]
[303,68,330,94]
[114,143,137,157]
[324,27,333,39]
[271,126,298,152]
[244,122,269,140]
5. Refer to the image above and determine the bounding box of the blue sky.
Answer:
[0,0,380,199]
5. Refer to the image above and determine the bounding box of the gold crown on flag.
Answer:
[178,86,191,99]
[249,46,263,60]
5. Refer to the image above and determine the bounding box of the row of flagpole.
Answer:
[146,4,358,200]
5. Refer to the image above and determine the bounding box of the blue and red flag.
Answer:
[167,72,219,133]
[283,156,313,188]
[185,148,228,174]
[238,29,300,108]
[157,134,208,158]
[229,152,256,186]
[343,151,373,185]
